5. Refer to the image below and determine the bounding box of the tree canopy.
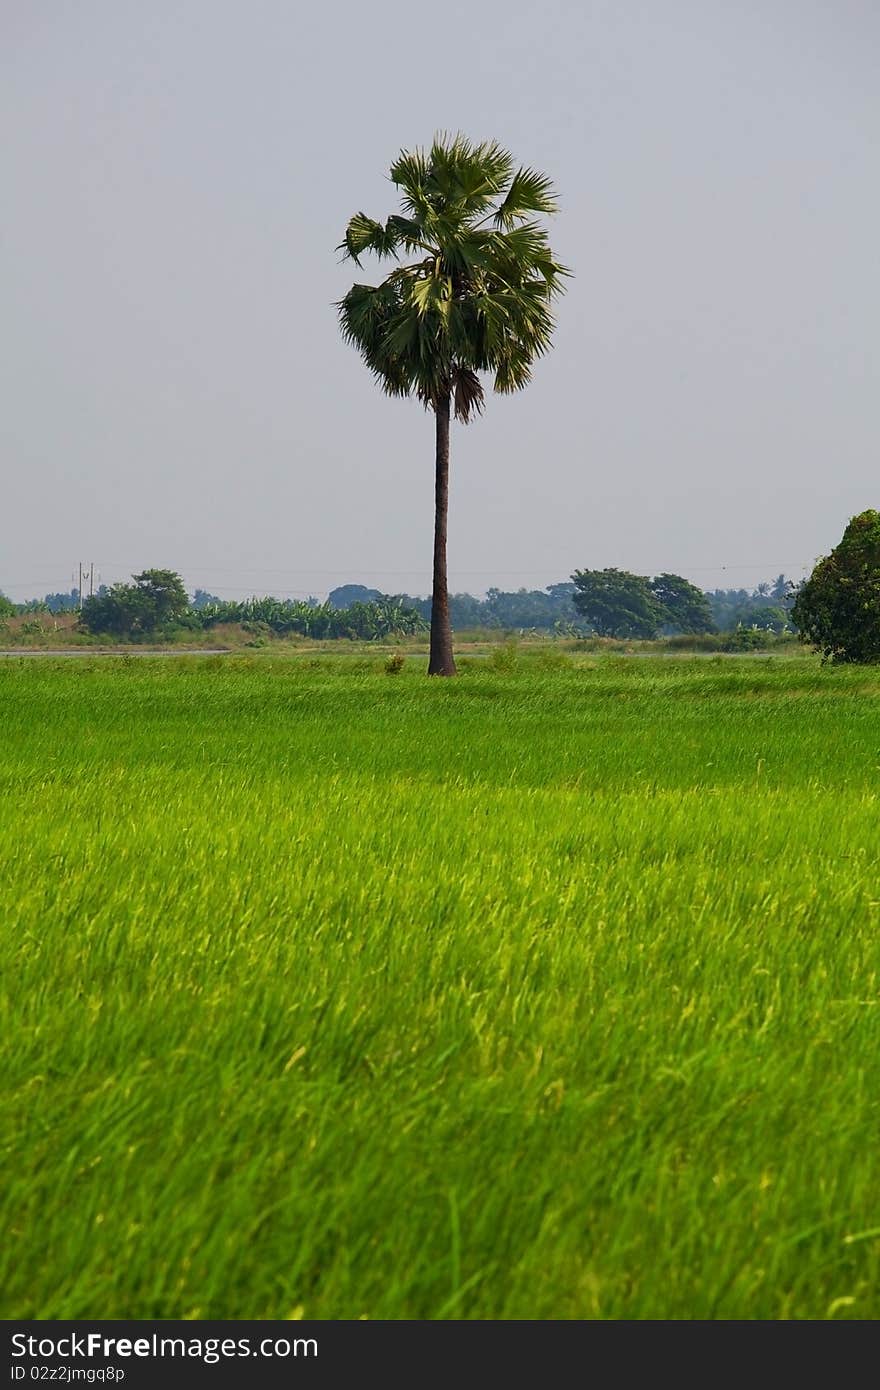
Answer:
[328,584,382,610]
[649,573,716,633]
[571,569,665,638]
[793,510,880,662]
[571,568,722,638]
[338,135,569,423]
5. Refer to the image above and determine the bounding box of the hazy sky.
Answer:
[2,0,878,602]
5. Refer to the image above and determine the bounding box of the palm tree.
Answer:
[337,135,568,675]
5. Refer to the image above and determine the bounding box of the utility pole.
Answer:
[74,562,95,610]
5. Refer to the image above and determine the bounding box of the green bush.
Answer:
[665,633,725,653]
[722,627,769,652]
[490,640,519,672]
[197,597,426,642]
[793,510,880,663]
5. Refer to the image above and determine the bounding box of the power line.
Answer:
[2,559,816,598]
[2,568,815,591]
[80,560,816,576]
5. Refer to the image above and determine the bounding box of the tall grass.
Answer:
[2,655,879,1318]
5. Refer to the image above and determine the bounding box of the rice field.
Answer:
[2,651,879,1319]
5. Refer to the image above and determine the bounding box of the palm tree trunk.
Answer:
[428,392,456,676]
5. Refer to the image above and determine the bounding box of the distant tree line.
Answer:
[568,569,797,638]
[54,571,427,641]
[0,588,103,616]
[333,583,584,632]
[0,569,801,641]
[704,573,796,634]
[193,594,426,641]
[14,513,880,661]
[350,573,797,638]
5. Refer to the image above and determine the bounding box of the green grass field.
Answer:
[2,651,880,1319]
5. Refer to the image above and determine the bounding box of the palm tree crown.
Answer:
[337,135,568,421]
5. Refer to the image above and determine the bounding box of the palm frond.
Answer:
[385,215,432,254]
[426,134,513,218]
[381,303,421,357]
[532,250,571,296]
[390,148,433,223]
[451,365,484,423]
[390,147,429,195]
[339,213,401,267]
[493,167,559,227]
[470,292,510,354]
[337,281,415,398]
[493,351,534,394]
[336,281,398,346]
[411,275,453,321]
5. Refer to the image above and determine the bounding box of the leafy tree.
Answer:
[793,510,880,662]
[747,605,789,633]
[191,588,223,610]
[0,592,14,618]
[133,570,189,627]
[770,573,793,603]
[706,587,751,630]
[571,568,664,638]
[79,586,147,637]
[390,584,582,631]
[328,584,382,609]
[338,134,568,674]
[546,582,577,602]
[80,569,190,638]
[649,573,716,633]
[447,593,482,628]
[706,577,796,631]
[484,586,578,630]
[36,590,80,613]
